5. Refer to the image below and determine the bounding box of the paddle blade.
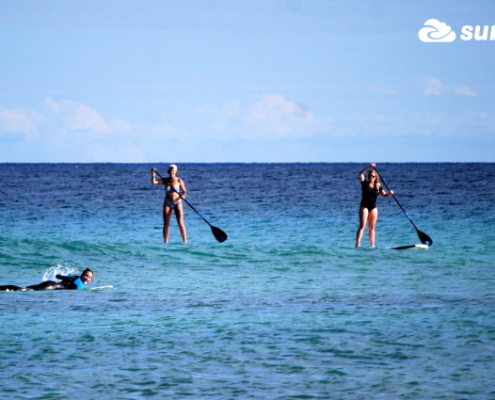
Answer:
[417,230,433,246]
[211,226,228,243]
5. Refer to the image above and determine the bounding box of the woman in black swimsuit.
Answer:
[355,163,394,248]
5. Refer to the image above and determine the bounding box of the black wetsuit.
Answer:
[0,275,84,291]
[360,180,380,211]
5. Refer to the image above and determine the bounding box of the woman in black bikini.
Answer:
[355,163,394,248]
[151,164,188,243]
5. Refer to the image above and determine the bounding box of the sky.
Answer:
[1,0,494,163]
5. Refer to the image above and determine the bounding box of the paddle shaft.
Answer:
[179,197,213,227]
[375,168,421,232]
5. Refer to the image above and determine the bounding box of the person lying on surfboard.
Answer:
[355,163,394,248]
[0,268,94,291]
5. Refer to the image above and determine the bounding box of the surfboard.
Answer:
[392,244,429,250]
[89,285,114,290]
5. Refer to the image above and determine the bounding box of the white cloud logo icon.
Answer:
[419,19,456,42]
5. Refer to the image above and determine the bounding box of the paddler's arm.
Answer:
[178,178,187,199]
[381,189,394,197]
[358,163,376,182]
[151,168,163,185]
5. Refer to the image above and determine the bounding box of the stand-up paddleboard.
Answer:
[392,244,429,250]
[89,285,114,290]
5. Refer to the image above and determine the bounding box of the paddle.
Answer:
[154,170,228,243]
[375,168,433,246]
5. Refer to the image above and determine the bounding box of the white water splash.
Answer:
[42,264,79,281]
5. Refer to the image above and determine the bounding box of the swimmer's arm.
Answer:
[56,274,72,280]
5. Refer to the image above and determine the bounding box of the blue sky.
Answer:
[1,0,494,162]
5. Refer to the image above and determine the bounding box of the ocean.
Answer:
[1,163,494,400]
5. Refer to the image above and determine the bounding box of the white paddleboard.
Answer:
[89,285,114,290]
[392,244,429,250]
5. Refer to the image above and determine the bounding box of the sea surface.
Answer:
[0,163,494,400]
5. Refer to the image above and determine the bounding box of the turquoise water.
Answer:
[1,163,494,399]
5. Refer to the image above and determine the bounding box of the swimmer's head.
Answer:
[80,268,94,284]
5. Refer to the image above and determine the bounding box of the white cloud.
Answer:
[250,94,312,127]
[458,111,495,133]
[343,113,387,124]
[45,98,111,134]
[420,77,477,97]
[211,94,328,140]
[0,107,37,138]
[421,76,443,95]
[452,85,476,97]
[369,86,396,95]
[38,98,191,161]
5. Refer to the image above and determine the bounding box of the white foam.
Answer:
[42,264,79,281]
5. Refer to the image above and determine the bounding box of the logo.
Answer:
[419,19,495,42]
[418,19,456,42]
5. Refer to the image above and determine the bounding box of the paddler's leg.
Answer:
[368,207,378,248]
[355,206,368,248]
[174,202,187,243]
[163,205,174,243]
